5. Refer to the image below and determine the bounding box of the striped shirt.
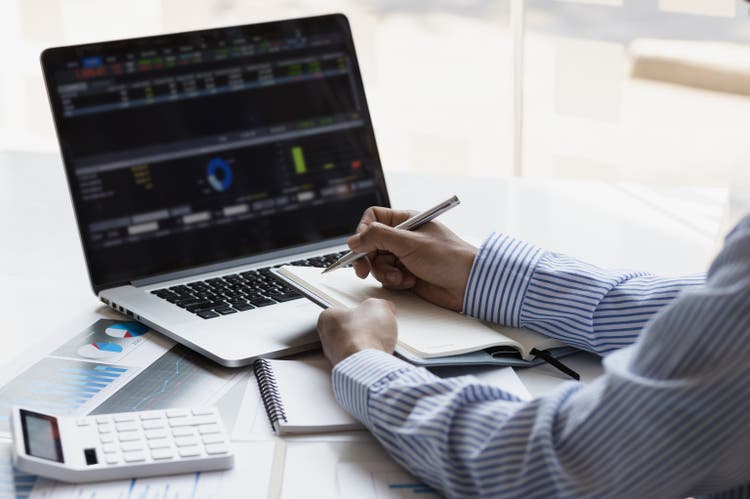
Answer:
[332,214,750,498]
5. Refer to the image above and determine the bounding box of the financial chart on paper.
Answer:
[91,344,241,414]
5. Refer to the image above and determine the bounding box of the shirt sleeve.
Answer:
[462,233,705,355]
[332,216,750,498]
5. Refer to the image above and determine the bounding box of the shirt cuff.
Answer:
[463,233,544,326]
[332,349,416,428]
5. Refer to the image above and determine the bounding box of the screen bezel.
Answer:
[20,409,65,463]
[40,14,389,294]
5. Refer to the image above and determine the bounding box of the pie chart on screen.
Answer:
[78,342,123,360]
[105,322,149,339]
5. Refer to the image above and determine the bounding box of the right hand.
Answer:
[347,206,477,312]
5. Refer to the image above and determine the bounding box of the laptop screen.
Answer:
[41,14,389,292]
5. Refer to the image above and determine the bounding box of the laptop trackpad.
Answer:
[180,299,320,360]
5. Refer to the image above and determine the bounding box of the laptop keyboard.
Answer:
[150,251,348,319]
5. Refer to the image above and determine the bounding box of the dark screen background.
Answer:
[41,15,389,292]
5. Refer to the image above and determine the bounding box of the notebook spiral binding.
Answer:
[253,359,288,428]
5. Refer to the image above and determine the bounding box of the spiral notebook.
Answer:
[253,358,363,434]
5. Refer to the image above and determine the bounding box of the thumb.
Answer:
[348,222,420,258]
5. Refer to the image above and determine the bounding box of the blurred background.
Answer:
[1,0,749,215]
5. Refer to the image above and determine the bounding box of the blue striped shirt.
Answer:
[332,214,750,498]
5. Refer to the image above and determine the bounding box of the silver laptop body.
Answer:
[41,15,389,366]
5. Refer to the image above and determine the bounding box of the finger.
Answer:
[348,222,421,258]
[369,254,410,288]
[352,258,370,279]
[370,262,405,287]
[317,307,348,333]
[369,252,398,273]
[399,268,417,288]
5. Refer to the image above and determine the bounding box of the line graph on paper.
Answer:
[90,344,243,415]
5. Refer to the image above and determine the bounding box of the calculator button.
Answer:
[76,418,89,427]
[178,447,201,458]
[96,416,111,424]
[123,451,147,463]
[191,408,214,416]
[102,444,118,454]
[148,440,171,450]
[98,425,113,434]
[204,443,229,455]
[198,424,221,435]
[139,412,162,421]
[105,455,119,465]
[142,420,164,430]
[120,441,144,452]
[191,415,216,426]
[172,427,195,437]
[151,449,174,460]
[100,435,115,444]
[166,409,190,418]
[118,433,141,442]
[113,414,136,423]
[145,429,168,440]
[115,423,138,432]
[201,434,225,445]
[174,436,199,447]
[171,418,201,428]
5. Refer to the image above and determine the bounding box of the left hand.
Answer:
[317,298,398,365]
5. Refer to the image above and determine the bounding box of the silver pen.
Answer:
[322,195,461,274]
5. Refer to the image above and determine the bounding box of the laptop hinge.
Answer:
[130,237,349,288]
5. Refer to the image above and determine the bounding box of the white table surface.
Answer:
[0,150,730,397]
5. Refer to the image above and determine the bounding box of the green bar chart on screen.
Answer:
[292,146,307,174]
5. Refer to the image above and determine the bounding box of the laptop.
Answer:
[41,14,390,367]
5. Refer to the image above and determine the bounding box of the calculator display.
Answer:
[21,410,64,463]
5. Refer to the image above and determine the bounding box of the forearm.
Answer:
[333,349,551,497]
[333,342,748,498]
[463,233,704,355]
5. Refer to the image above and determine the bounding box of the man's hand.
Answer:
[317,299,398,365]
[348,206,477,312]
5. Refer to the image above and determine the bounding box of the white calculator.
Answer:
[10,406,234,483]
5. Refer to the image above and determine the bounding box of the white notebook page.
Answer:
[269,358,362,434]
[277,266,561,359]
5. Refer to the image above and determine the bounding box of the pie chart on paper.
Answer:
[105,322,149,339]
[77,342,123,360]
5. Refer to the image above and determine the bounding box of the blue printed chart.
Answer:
[91,344,238,415]
[52,320,150,363]
[0,358,128,433]
[337,462,438,498]
[104,322,148,339]
[0,446,37,499]
[76,342,123,360]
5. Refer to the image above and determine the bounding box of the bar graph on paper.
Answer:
[0,449,37,499]
[0,358,128,433]
[337,462,438,498]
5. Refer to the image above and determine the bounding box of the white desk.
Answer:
[0,150,730,496]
